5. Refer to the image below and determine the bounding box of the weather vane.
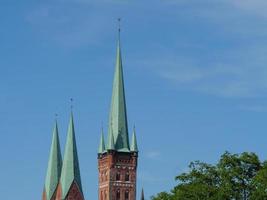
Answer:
[70,98,74,111]
[118,18,121,33]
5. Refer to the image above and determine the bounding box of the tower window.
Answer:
[125,172,130,181]
[125,190,129,200]
[116,189,120,200]
[116,172,121,181]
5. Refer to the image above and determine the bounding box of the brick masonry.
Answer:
[98,150,138,200]
[54,182,84,200]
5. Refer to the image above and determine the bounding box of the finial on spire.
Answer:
[55,113,58,121]
[118,18,121,32]
[118,18,121,42]
[70,98,74,111]
[101,121,104,133]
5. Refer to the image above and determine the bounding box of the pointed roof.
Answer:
[107,128,115,150]
[107,31,130,152]
[44,121,62,200]
[60,112,83,199]
[141,188,145,200]
[130,126,138,152]
[98,128,106,154]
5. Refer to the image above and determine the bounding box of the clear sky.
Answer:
[1,0,267,199]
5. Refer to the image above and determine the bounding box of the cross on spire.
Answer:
[118,18,121,42]
[118,18,121,33]
[70,98,74,111]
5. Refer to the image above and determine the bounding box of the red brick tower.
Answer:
[98,26,138,200]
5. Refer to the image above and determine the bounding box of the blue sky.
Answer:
[1,0,267,199]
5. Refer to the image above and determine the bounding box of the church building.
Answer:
[42,29,140,200]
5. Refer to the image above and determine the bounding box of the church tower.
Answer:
[98,28,138,200]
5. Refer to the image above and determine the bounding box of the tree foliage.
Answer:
[151,152,267,200]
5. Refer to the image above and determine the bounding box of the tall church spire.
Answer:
[60,112,84,199]
[43,121,62,200]
[107,19,130,152]
[98,23,139,200]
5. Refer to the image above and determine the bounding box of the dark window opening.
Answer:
[125,172,130,181]
[125,190,129,200]
[116,172,120,181]
[116,190,120,200]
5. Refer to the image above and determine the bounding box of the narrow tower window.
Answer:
[116,172,121,181]
[116,189,120,200]
[125,190,129,200]
[125,172,130,181]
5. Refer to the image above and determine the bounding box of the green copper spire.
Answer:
[98,128,106,154]
[44,121,62,200]
[60,112,83,199]
[130,126,138,152]
[107,128,115,150]
[107,28,130,152]
[141,188,145,200]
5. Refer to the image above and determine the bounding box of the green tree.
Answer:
[174,161,220,200]
[151,152,266,200]
[250,161,267,200]
[151,192,172,200]
[217,152,261,200]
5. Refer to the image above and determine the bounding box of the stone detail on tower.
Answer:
[98,31,138,200]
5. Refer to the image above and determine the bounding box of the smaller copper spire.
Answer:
[141,188,145,200]
[70,98,74,111]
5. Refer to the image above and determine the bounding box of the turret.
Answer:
[98,128,106,154]
[141,188,145,200]
[130,126,138,152]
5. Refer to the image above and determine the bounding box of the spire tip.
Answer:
[70,98,74,111]
[118,18,121,32]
